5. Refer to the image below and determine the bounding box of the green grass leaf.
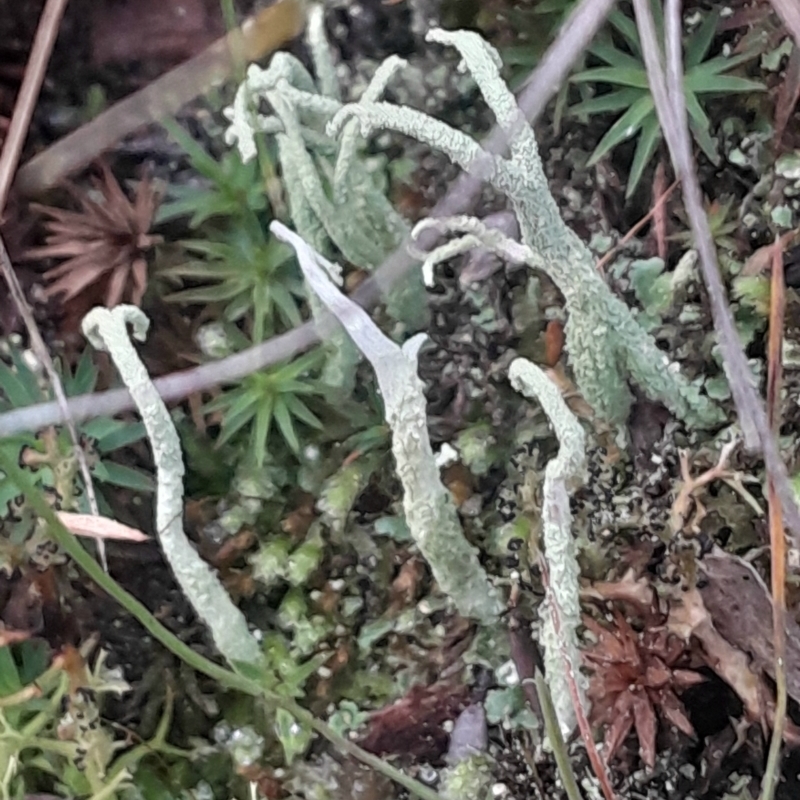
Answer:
[587,93,655,165]
[570,66,650,89]
[626,115,662,197]
[92,461,154,492]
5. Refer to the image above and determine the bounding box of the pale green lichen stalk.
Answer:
[509,358,587,736]
[325,29,722,428]
[224,4,425,329]
[272,222,503,624]
[81,307,263,668]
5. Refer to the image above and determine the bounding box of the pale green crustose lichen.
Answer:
[81,306,263,668]
[272,221,503,625]
[508,357,587,736]
[325,28,722,428]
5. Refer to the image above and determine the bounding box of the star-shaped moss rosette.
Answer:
[570,4,763,196]
[584,608,703,768]
[23,164,162,308]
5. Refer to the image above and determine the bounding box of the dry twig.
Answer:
[0,0,619,438]
[633,0,800,549]
[0,0,69,209]
[762,236,788,800]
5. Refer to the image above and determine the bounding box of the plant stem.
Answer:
[0,451,444,800]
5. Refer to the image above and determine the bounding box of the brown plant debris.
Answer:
[358,679,470,761]
[22,164,162,309]
[584,607,704,769]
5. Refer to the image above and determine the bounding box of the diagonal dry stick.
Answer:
[0,0,108,568]
[761,235,789,800]
[632,0,800,550]
[769,0,800,49]
[0,0,619,438]
[0,0,69,210]
[14,0,306,197]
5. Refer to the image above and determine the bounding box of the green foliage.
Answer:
[0,644,160,800]
[162,220,304,341]
[570,3,764,196]
[157,120,267,227]
[157,122,307,344]
[250,525,325,590]
[0,347,151,520]
[205,349,326,467]
[733,274,771,317]
[501,0,578,76]
[629,256,673,329]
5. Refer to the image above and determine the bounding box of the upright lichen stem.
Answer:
[81,306,264,668]
[325,28,721,429]
[272,221,504,624]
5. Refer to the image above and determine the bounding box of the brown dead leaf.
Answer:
[56,512,149,542]
[358,679,470,760]
[583,569,656,612]
[652,161,668,261]
[442,462,474,508]
[697,550,800,706]
[545,364,597,421]
[543,319,565,367]
[668,585,766,722]
[281,493,317,539]
[388,556,426,612]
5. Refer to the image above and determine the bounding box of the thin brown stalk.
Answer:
[769,0,800,49]
[14,0,306,197]
[762,237,788,800]
[595,178,679,274]
[0,0,69,209]
[632,0,800,549]
[0,0,618,438]
[540,557,617,800]
[0,233,106,568]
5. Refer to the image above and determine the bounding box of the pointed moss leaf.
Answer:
[688,113,719,164]
[626,115,662,197]
[569,66,650,89]
[0,361,40,408]
[684,11,718,68]
[684,73,764,94]
[587,37,643,70]
[587,94,654,165]
[568,87,645,117]
[275,708,313,765]
[69,349,99,395]
[281,393,323,430]
[607,7,644,55]
[253,399,275,466]
[228,659,273,687]
[92,421,147,453]
[92,461,155,492]
[273,398,301,454]
[0,647,22,696]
